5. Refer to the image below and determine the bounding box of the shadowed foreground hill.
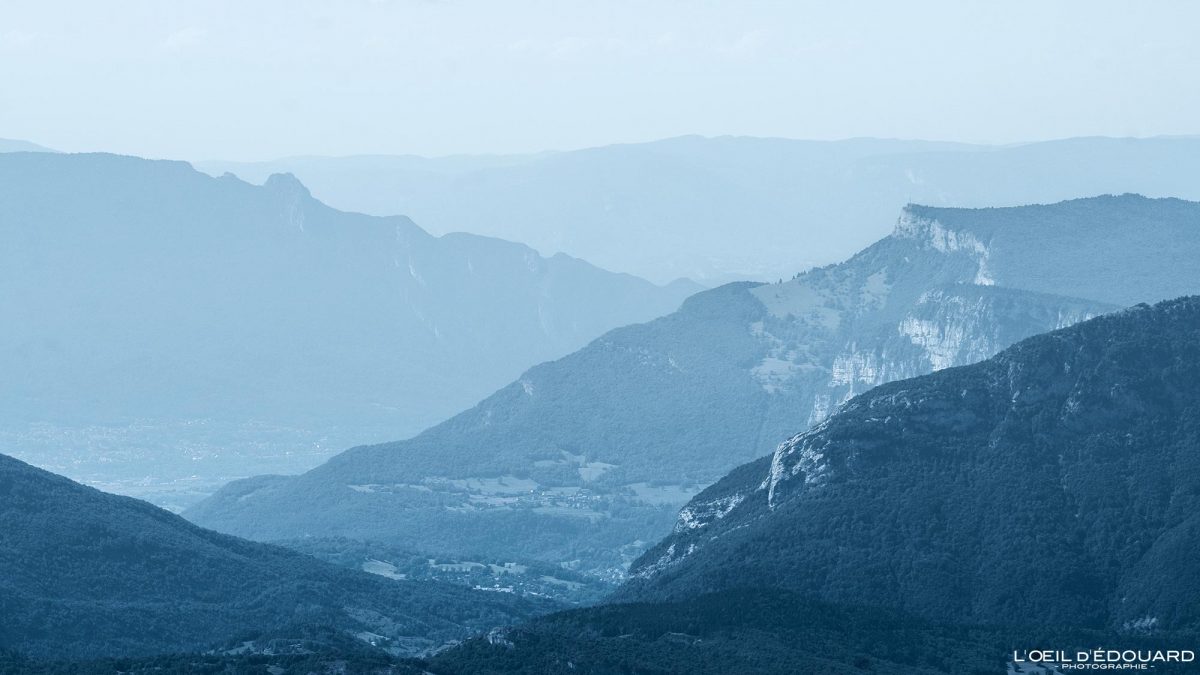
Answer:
[0,626,426,674]
[423,588,1197,675]
[0,453,554,660]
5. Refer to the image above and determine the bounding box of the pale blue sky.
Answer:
[2,0,1198,160]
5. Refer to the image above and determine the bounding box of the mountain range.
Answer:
[6,140,1199,672]
[0,151,695,507]
[200,135,1200,283]
[0,452,553,661]
[188,194,1200,582]
[424,297,1200,674]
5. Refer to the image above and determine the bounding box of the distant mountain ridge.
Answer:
[899,195,1200,306]
[200,135,1200,283]
[623,297,1200,634]
[0,138,56,153]
[188,195,1197,582]
[0,453,553,660]
[0,152,696,504]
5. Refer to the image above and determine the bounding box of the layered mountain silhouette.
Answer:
[0,152,695,500]
[625,297,1200,633]
[201,135,1200,283]
[0,453,553,660]
[190,195,1198,579]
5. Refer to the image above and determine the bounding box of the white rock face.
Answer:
[764,424,834,508]
[738,206,1109,447]
[894,211,987,255]
[894,209,994,285]
[830,348,884,388]
[808,393,832,426]
[899,292,998,371]
[675,493,746,532]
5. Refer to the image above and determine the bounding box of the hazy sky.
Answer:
[2,0,1198,161]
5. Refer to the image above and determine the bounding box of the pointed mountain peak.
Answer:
[263,171,312,198]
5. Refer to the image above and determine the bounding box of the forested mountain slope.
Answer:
[0,453,553,660]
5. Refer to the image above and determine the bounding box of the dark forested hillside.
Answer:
[0,453,553,660]
[0,626,425,674]
[427,589,1006,675]
[624,297,1200,634]
[422,588,1198,675]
